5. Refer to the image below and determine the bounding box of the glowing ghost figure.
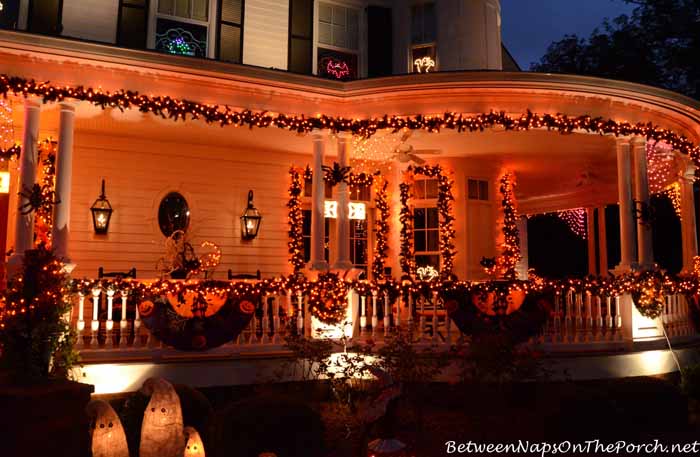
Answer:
[139,377,185,457]
[86,399,129,457]
[183,426,205,456]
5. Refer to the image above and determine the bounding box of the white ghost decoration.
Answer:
[86,399,130,457]
[183,426,205,456]
[139,377,185,457]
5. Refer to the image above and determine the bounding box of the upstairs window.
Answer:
[288,0,314,74]
[117,0,149,49]
[155,0,210,57]
[317,2,359,80]
[411,2,437,73]
[217,0,244,63]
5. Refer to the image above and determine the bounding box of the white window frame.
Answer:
[312,0,367,78]
[148,0,218,59]
[467,177,490,202]
[408,1,437,73]
[412,177,440,269]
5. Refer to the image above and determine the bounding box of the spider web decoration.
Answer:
[647,141,680,194]
[350,130,404,172]
[556,208,587,239]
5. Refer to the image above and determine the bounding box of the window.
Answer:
[317,2,359,80]
[302,209,329,263]
[155,0,210,57]
[27,0,62,35]
[0,0,21,29]
[411,2,437,73]
[414,207,439,269]
[118,0,149,49]
[349,182,371,201]
[468,179,489,201]
[414,178,438,199]
[158,192,191,237]
[217,0,244,63]
[288,0,313,74]
[350,219,368,273]
[303,177,333,199]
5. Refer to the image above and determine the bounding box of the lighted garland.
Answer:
[287,167,305,274]
[484,172,521,280]
[398,165,456,279]
[0,144,20,161]
[410,164,456,279]
[372,178,390,279]
[34,139,57,247]
[398,180,414,277]
[1,75,698,164]
[306,272,349,325]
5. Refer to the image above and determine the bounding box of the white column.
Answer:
[586,208,596,275]
[515,216,528,279]
[632,137,653,269]
[309,132,328,271]
[680,163,698,271]
[51,103,75,263]
[597,206,608,275]
[8,99,41,274]
[613,138,636,273]
[333,134,353,270]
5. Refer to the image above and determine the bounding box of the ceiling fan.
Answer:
[392,130,441,164]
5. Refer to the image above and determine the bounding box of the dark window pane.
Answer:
[353,239,367,265]
[318,48,357,80]
[423,2,436,42]
[325,182,333,198]
[221,0,243,24]
[122,0,146,6]
[425,179,438,199]
[413,180,425,199]
[0,0,21,29]
[158,192,190,237]
[289,37,312,73]
[303,238,311,262]
[427,208,439,228]
[302,210,311,235]
[416,254,439,269]
[479,180,489,200]
[414,231,426,252]
[219,23,241,62]
[291,0,312,38]
[155,18,208,57]
[414,208,426,229]
[118,6,148,49]
[427,230,439,251]
[28,0,61,35]
[468,179,478,199]
[304,179,313,197]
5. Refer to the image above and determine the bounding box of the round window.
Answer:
[158,192,190,237]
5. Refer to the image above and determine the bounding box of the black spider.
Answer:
[18,184,60,215]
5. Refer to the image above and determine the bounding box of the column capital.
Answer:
[58,102,77,113]
[614,136,632,145]
[311,129,327,140]
[630,136,647,147]
[24,97,42,110]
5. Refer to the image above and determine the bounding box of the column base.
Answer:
[6,252,25,279]
[307,260,329,271]
[331,261,354,271]
[611,262,639,276]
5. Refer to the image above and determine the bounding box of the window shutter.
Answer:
[217,0,243,63]
[367,6,392,77]
[288,0,313,74]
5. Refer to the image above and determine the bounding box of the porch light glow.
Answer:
[324,200,366,220]
[240,190,262,240]
[0,171,9,193]
[90,179,113,234]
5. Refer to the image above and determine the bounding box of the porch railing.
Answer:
[70,282,697,361]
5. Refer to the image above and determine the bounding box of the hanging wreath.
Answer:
[630,271,666,319]
[307,272,349,325]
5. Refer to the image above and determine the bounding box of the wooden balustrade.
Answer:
[71,282,698,361]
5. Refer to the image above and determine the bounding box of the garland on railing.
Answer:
[1,74,698,162]
[287,167,305,274]
[372,178,390,279]
[398,180,414,277]
[398,165,456,279]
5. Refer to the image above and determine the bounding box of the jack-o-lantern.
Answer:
[86,400,129,457]
[184,426,205,457]
[140,377,185,457]
[471,288,526,316]
[167,292,226,318]
[139,300,155,317]
[239,300,256,314]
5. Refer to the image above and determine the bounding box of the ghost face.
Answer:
[139,378,185,457]
[86,400,129,457]
[183,426,205,457]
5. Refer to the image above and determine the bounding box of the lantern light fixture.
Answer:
[240,190,261,240]
[90,179,113,234]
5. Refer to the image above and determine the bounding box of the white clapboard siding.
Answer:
[61,0,119,44]
[242,0,290,70]
[69,132,308,279]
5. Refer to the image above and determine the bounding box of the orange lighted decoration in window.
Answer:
[0,171,9,193]
[414,56,435,73]
[324,200,366,220]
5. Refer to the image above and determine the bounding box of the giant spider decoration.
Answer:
[18,183,60,215]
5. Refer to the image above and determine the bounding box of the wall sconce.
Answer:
[240,190,261,240]
[90,179,113,234]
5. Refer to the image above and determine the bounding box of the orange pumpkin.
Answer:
[138,300,155,317]
[239,300,256,314]
[471,289,526,316]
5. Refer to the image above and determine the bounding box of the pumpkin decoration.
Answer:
[239,300,256,314]
[139,300,155,317]
[139,377,185,457]
[86,400,129,457]
[471,287,526,316]
[184,426,206,457]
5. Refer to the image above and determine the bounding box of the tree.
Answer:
[532,0,700,100]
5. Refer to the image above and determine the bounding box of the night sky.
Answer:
[500,0,634,70]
